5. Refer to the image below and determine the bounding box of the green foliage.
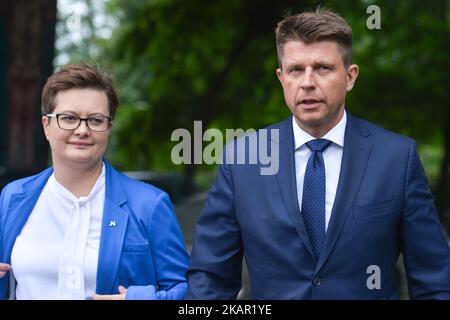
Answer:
[103,0,307,172]
[337,0,449,144]
[58,0,449,186]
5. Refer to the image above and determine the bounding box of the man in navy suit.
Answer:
[186,10,450,299]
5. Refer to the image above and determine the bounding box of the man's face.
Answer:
[276,40,359,137]
[42,88,112,168]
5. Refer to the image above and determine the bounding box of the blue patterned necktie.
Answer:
[301,139,332,260]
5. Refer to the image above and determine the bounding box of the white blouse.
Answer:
[11,163,105,299]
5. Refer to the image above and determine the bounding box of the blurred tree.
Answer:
[0,0,56,185]
[336,0,450,230]
[84,0,449,228]
[55,0,116,67]
[105,0,311,191]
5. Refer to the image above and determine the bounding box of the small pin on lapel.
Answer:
[109,220,116,227]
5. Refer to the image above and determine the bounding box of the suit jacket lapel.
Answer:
[95,161,129,294]
[1,168,53,264]
[316,114,373,272]
[0,163,130,295]
[275,117,315,257]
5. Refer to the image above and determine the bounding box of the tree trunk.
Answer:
[0,0,56,180]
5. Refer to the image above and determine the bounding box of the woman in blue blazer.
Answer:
[0,63,188,300]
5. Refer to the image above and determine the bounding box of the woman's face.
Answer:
[42,88,112,169]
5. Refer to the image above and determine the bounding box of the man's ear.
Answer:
[346,64,359,92]
[42,116,50,141]
[276,67,283,83]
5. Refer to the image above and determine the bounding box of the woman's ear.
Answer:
[42,116,50,141]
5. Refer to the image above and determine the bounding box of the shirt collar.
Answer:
[292,110,347,150]
[49,162,106,204]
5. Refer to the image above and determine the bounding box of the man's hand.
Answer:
[92,285,127,300]
[0,263,11,278]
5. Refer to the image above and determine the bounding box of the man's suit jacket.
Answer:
[0,160,189,299]
[187,113,450,299]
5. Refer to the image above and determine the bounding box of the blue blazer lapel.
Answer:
[1,168,53,264]
[316,114,373,272]
[1,163,130,295]
[275,117,314,258]
[95,161,129,294]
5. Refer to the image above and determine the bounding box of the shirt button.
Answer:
[313,277,321,286]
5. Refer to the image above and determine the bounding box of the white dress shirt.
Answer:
[11,163,105,299]
[293,111,347,231]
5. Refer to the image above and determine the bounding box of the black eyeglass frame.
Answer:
[46,113,113,132]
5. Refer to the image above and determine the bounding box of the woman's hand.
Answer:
[0,263,11,278]
[92,285,127,300]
